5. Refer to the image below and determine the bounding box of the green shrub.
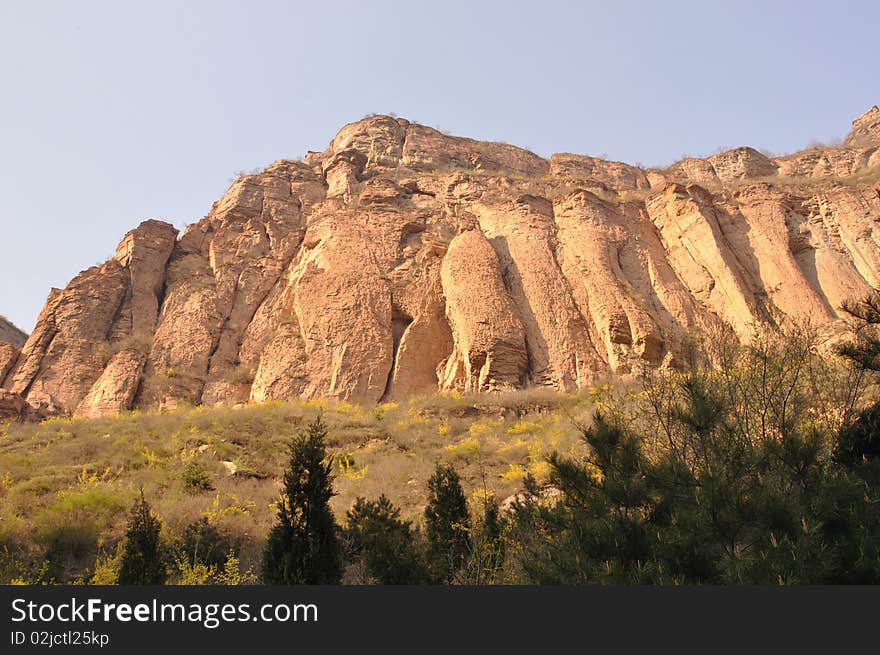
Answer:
[181,461,214,494]
[344,495,427,584]
[0,547,56,585]
[177,517,231,570]
[170,556,215,585]
[36,488,127,563]
[462,500,505,584]
[835,403,880,476]
[216,550,256,585]
[90,545,123,585]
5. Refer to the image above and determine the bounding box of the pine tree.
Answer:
[117,490,166,585]
[838,292,880,373]
[836,291,880,482]
[424,463,470,583]
[344,495,427,584]
[262,415,342,584]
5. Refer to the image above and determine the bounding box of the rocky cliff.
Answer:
[0,317,27,419]
[3,107,879,418]
[0,316,26,350]
[0,316,26,382]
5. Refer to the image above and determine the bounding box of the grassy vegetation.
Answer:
[2,310,878,584]
[508,330,880,583]
[0,387,598,583]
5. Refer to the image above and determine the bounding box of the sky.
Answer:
[0,0,878,332]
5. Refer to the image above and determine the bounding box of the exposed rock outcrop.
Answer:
[550,154,650,190]
[0,389,27,420]
[6,108,880,416]
[0,316,26,349]
[845,106,880,147]
[0,342,19,382]
[6,220,177,416]
[708,147,778,182]
[440,227,528,392]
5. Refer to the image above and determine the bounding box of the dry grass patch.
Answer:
[0,387,600,580]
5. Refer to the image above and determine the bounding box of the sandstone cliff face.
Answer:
[845,106,880,147]
[0,342,18,383]
[5,110,880,416]
[3,220,177,416]
[0,319,27,419]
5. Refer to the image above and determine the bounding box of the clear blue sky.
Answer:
[1,0,877,331]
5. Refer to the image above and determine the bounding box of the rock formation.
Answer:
[0,316,26,349]
[0,318,27,419]
[3,108,879,417]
